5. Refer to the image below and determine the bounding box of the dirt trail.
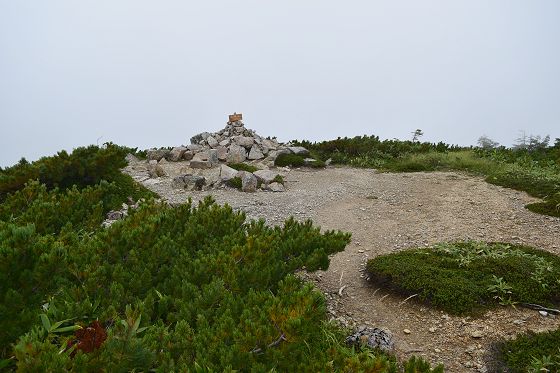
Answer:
[126,164,560,372]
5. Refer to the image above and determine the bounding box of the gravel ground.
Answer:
[125,161,560,372]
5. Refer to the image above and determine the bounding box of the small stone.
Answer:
[429,327,436,333]
[434,348,441,353]
[471,331,483,338]
[403,329,411,334]
[539,310,548,317]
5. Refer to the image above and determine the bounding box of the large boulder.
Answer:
[147,149,169,161]
[183,150,194,161]
[227,144,247,163]
[253,169,280,184]
[207,149,219,165]
[190,160,211,169]
[219,164,238,181]
[168,146,186,162]
[207,136,219,148]
[248,145,264,160]
[237,171,258,193]
[190,132,211,145]
[234,136,254,148]
[216,146,228,161]
[147,163,166,178]
[288,146,310,156]
[171,174,206,191]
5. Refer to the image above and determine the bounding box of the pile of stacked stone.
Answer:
[145,114,310,169]
[142,114,316,193]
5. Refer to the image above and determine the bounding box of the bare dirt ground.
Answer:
[125,163,560,372]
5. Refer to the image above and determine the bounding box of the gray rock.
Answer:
[147,163,166,178]
[216,146,228,161]
[346,326,394,352]
[168,146,187,162]
[288,146,309,156]
[147,149,169,161]
[238,171,258,192]
[325,158,332,166]
[234,136,254,148]
[171,174,206,191]
[190,132,211,145]
[192,151,209,161]
[267,182,285,192]
[183,150,194,161]
[186,144,203,153]
[207,149,219,165]
[190,160,212,169]
[219,138,230,147]
[262,139,278,150]
[207,136,219,148]
[227,144,247,163]
[248,145,264,160]
[219,164,238,181]
[253,169,280,184]
[125,153,140,163]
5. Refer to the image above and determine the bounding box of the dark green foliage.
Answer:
[227,163,259,173]
[0,144,442,371]
[0,143,153,203]
[366,242,560,315]
[0,186,439,371]
[275,153,305,167]
[526,192,560,217]
[227,176,242,189]
[497,329,560,372]
[272,175,285,184]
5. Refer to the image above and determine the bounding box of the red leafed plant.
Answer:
[67,321,107,355]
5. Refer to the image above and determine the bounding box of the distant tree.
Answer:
[513,131,550,152]
[477,135,500,150]
[554,138,560,148]
[411,129,424,142]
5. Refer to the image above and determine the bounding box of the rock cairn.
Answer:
[141,114,317,193]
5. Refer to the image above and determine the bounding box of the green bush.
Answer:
[0,143,153,203]
[497,328,560,372]
[1,194,437,371]
[227,176,242,189]
[366,242,560,315]
[275,153,305,167]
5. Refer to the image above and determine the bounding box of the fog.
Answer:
[1,1,559,167]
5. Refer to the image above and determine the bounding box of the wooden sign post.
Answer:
[229,112,243,122]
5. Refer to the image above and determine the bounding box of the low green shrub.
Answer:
[272,175,284,184]
[227,176,242,189]
[497,328,560,372]
[227,163,259,173]
[366,241,560,315]
[275,153,305,167]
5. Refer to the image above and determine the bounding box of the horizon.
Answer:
[1,1,559,167]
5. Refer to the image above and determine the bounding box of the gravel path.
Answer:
[125,162,560,372]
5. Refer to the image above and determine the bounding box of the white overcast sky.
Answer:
[1,1,559,167]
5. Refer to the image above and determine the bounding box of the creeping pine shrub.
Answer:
[1,193,441,371]
[274,153,305,167]
[366,241,560,315]
[497,328,560,372]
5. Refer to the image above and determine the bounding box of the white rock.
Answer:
[248,145,264,160]
[253,169,280,184]
[219,164,238,181]
[207,136,219,148]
